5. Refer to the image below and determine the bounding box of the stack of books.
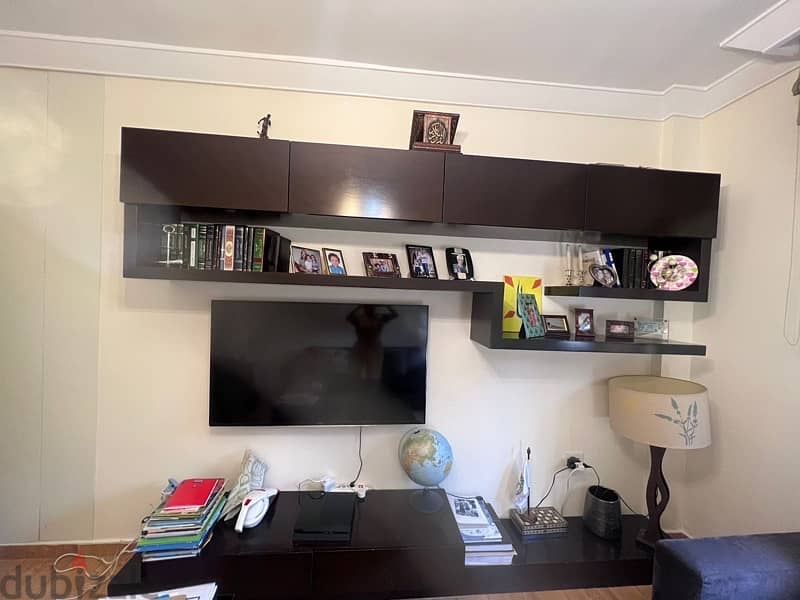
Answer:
[448,495,516,566]
[136,478,227,563]
[101,582,217,600]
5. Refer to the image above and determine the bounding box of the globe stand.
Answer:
[409,487,444,514]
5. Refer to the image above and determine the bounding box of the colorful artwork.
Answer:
[517,289,546,339]
[649,255,699,291]
[502,275,543,333]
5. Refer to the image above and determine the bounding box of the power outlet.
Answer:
[563,451,584,468]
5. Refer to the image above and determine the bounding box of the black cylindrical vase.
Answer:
[583,485,622,540]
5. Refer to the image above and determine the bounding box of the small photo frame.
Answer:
[605,320,635,341]
[322,248,347,276]
[589,264,618,288]
[517,289,545,339]
[542,315,570,339]
[574,308,596,339]
[445,247,474,280]
[291,246,322,274]
[363,252,402,278]
[406,245,438,279]
[634,318,669,340]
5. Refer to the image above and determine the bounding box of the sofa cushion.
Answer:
[653,533,800,600]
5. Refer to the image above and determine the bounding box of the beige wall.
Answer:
[0,68,102,542]
[4,66,713,542]
[682,70,800,536]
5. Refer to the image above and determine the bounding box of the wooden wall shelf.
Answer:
[124,266,502,293]
[545,286,707,303]
[475,333,706,356]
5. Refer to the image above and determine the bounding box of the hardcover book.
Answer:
[234,226,244,271]
[223,225,235,271]
[252,228,266,272]
[197,225,207,270]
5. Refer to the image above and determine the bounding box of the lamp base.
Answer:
[637,528,669,549]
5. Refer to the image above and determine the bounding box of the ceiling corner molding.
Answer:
[0,29,797,122]
[720,0,800,57]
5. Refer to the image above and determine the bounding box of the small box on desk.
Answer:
[510,507,568,541]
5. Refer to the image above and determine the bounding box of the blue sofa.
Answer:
[653,534,800,599]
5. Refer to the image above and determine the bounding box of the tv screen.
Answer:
[210,301,428,426]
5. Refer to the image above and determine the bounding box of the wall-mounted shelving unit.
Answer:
[119,127,720,357]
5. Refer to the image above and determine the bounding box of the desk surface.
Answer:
[108,489,652,600]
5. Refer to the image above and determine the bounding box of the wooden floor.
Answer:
[0,543,651,599]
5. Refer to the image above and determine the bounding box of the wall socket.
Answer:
[563,451,584,467]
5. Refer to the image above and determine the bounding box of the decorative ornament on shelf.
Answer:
[257,114,271,139]
[649,254,699,291]
[399,428,454,512]
[409,110,461,152]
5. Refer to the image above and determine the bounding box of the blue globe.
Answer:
[398,428,454,487]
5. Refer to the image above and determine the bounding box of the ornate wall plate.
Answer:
[649,255,699,291]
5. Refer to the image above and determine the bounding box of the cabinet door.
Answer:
[120,128,289,211]
[289,142,445,222]
[585,165,720,238]
[443,154,587,230]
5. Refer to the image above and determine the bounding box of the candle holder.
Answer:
[564,268,574,286]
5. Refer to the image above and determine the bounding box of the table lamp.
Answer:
[609,376,710,548]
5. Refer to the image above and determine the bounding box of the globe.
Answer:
[398,428,454,487]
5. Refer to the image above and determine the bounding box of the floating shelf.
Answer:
[123,266,503,293]
[545,285,707,303]
[474,333,706,356]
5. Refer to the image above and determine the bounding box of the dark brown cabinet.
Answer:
[289,142,445,222]
[443,154,587,230]
[120,128,290,211]
[585,165,720,238]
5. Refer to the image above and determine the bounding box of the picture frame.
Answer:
[517,289,546,339]
[322,248,347,276]
[406,245,439,279]
[605,320,635,341]
[574,308,596,339]
[445,247,474,280]
[291,246,323,274]
[409,110,461,152]
[634,318,669,340]
[589,264,618,288]
[542,315,570,339]
[362,252,402,278]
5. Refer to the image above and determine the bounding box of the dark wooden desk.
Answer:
[107,490,652,599]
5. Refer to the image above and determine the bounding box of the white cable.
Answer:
[784,122,800,345]
[52,538,138,600]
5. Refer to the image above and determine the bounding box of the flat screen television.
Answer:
[210,301,428,426]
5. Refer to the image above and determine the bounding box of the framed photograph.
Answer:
[322,248,347,276]
[542,315,570,339]
[406,245,438,279]
[574,308,596,339]
[291,246,322,274]
[605,320,635,341]
[517,290,545,339]
[362,252,402,278]
[409,110,461,152]
[589,264,618,288]
[634,318,669,340]
[445,247,474,280]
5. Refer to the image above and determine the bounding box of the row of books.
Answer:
[448,496,516,566]
[585,248,652,289]
[136,478,227,562]
[158,223,291,272]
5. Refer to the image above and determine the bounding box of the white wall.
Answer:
[680,69,800,537]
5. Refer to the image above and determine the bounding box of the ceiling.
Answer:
[1,0,798,119]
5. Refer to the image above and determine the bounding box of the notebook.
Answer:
[163,478,225,512]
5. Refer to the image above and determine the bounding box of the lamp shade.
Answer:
[609,376,711,450]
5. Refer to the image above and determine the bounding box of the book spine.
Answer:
[633,249,642,288]
[188,225,197,269]
[639,249,648,288]
[252,228,265,272]
[204,225,215,270]
[244,227,252,272]
[214,225,222,270]
[197,225,207,270]
[223,225,235,271]
[276,236,291,272]
[621,248,630,287]
[264,233,278,271]
[234,226,244,271]
[247,227,255,272]
[627,249,636,288]
[175,224,185,267]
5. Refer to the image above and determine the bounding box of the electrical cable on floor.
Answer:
[52,537,138,600]
[348,426,364,487]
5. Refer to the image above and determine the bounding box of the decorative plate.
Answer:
[649,255,699,291]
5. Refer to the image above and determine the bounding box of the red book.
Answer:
[163,478,225,512]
